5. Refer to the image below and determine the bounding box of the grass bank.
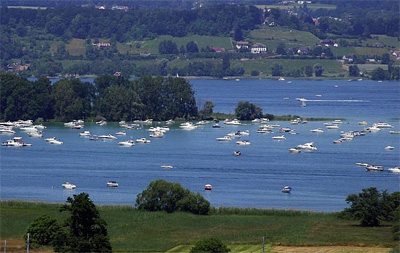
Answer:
[0,201,396,252]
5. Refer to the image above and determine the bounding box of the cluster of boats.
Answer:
[62,181,119,190]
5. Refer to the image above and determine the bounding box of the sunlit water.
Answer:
[1,79,399,212]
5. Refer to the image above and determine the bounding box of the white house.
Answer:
[251,43,267,54]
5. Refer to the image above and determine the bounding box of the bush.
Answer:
[190,238,230,253]
[24,215,62,247]
[135,179,210,215]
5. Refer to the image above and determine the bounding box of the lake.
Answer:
[1,79,399,212]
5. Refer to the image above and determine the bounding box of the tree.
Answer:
[54,193,112,252]
[314,63,324,77]
[24,215,62,247]
[190,238,230,253]
[305,65,313,77]
[186,41,199,53]
[222,54,231,73]
[381,53,390,64]
[235,101,263,120]
[371,67,386,80]
[159,40,179,54]
[276,42,286,55]
[271,64,283,76]
[234,27,243,41]
[349,65,360,77]
[135,179,210,215]
[342,187,400,227]
[199,100,214,119]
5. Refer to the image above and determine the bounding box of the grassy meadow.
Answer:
[0,201,397,252]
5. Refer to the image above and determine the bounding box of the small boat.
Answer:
[289,147,301,153]
[297,142,317,151]
[356,162,369,167]
[0,127,15,134]
[216,136,231,141]
[72,125,83,129]
[2,137,32,147]
[96,120,107,126]
[224,119,242,125]
[333,139,343,144]
[278,77,285,81]
[326,125,340,129]
[28,131,43,138]
[107,181,119,187]
[385,146,394,150]
[136,138,151,143]
[236,140,251,145]
[366,165,384,171]
[388,167,400,173]
[99,134,117,139]
[373,122,393,128]
[204,184,212,190]
[62,182,76,189]
[118,140,135,146]
[45,137,56,142]
[179,122,197,130]
[49,139,63,145]
[311,128,324,133]
[115,131,127,135]
[358,121,368,126]
[282,186,292,193]
[212,124,222,128]
[272,135,286,140]
[161,165,173,169]
[233,151,241,156]
[149,131,164,138]
[389,130,400,134]
[79,131,91,136]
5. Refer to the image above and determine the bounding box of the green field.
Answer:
[0,201,396,252]
[66,38,86,56]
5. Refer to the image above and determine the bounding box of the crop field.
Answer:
[66,38,86,56]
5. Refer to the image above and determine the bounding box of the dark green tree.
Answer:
[276,42,286,55]
[234,27,243,41]
[54,193,112,252]
[271,64,283,76]
[235,101,263,120]
[371,67,386,80]
[190,238,230,253]
[186,41,199,53]
[305,65,313,77]
[199,100,214,119]
[24,215,62,247]
[314,63,324,77]
[222,54,231,74]
[349,65,360,77]
[159,40,179,54]
[381,53,390,64]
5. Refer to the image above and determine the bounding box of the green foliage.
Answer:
[235,101,263,121]
[349,65,360,77]
[54,193,112,252]
[135,179,210,215]
[276,42,286,55]
[314,63,324,77]
[371,67,386,80]
[24,215,62,247]
[199,101,214,119]
[186,41,199,53]
[190,238,230,253]
[305,65,313,77]
[271,63,283,76]
[159,40,179,54]
[341,187,400,227]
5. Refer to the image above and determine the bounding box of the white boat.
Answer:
[161,165,173,169]
[282,186,292,193]
[99,134,117,139]
[224,119,242,125]
[333,139,343,144]
[236,140,251,145]
[136,138,151,143]
[389,130,400,134]
[385,146,394,150]
[49,139,63,145]
[62,182,76,189]
[2,137,32,147]
[252,118,261,123]
[179,122,197,130]
[358,121,368,125]
[20,126,39,132]
[388,167,400,173]
[278,77,285,81]
[364,126,381,132]
[326,125,340,129]
[0,127,15,134]
[79,131,91,136]
[356,162,369,167]
[289,147,301,153]
[72,125,83,129]
[196,120,209,125]
[166,119,175,125]
[311,128,324,133]
[373,122,393,128]
[212,124,222,128]
[28,131,43,138]
[115,131,127,135]
[45,137,56,142]
[107,181,119,187]
[149,131,164,138]
[118,140,135,146]
[216,136,231,141]
[297,142,317,151]
[272,135,286,140]
[205,184,212,190]
[96,120,107,126]
[366,165,384,171]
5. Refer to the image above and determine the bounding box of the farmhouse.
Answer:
[251,43,267,54]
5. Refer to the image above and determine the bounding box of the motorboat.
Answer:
[45,137,57,142]
[0,127,15,134]
[2,137,32,147]
[204,184,212,190]
[62,182,76,189]
[278,77,285,81]
[385,146,394,150]
[297,142,317,151]
[216,136,231,141]
[225,119,242,125]
[358,121,368,125]
[115,131,127,135]
[389,130,400,134]
[118,140,135,146]
[166,119,175,125]
[282,186,292,193]
[366,165,384,171]
[289,147,301,153]
[311,128,324,133]
[356,162,369,167]
[179,122,197,130]
[333,139,343,144]
[72,125,83,129]
[233,151,241,156]
[20,126,39,132]
[99,134,117,139]
[236,140,251,145]
[196,120,209,125]
[28,131,43,138]
[326,125,340,129]
[279,128,291,133]
[89,135,99,141]
[136,138,151,143]
[257,128,272,134]
[107,181,119,187]
[388,167,400,173]
[149,131,164,138]
[252,118,261,123]
[96,120,107,126]
[272,135,286,140]
[79,131,91,136]
[372,122,393,128]
[212,124,221,128]
[364,126,381,132]
[49,139,63,145]
[161,165,173,169]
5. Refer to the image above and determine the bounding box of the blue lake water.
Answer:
[1,79,399,212]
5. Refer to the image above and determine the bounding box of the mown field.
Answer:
[0,201,397,252]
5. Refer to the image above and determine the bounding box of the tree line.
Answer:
[0,73,198,122]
